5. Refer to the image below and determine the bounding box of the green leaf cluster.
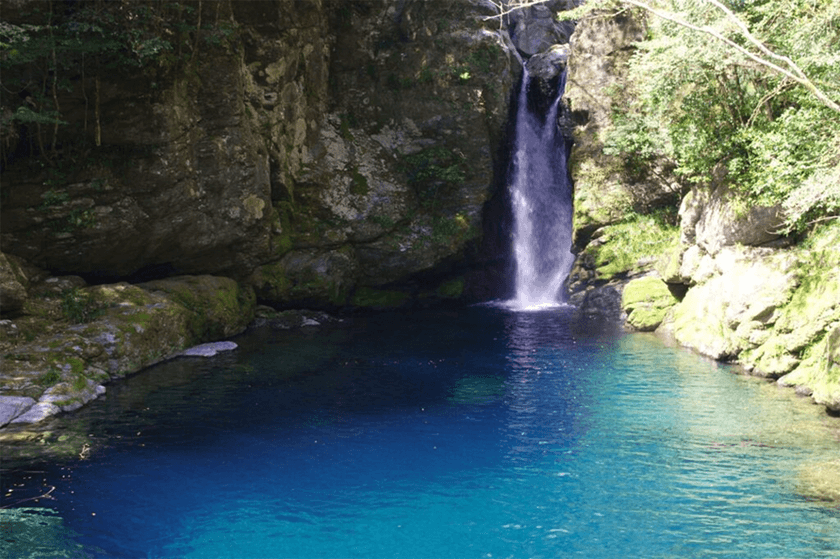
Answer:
[60,288,106,324]
[400,145,466,209]
[604,0,840,232]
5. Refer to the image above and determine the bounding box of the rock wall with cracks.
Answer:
[0,0,519,306]
[0,0,543,431]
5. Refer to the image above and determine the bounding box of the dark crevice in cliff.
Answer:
[469,70,524,303]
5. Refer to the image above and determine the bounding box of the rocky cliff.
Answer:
[5,0,835,436]
[1,0,519,304]
[563,9,840,414]
[2,0,564,430]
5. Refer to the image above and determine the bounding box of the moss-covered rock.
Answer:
[663,246,799,361]
[659,220,840,413]
[435,277,466,300]
[250,248,356,309]
[622,276,679,331]
[778,325,840,411]
[0,252,29,316]
[0,275,255,428]
[140,275,256,340]
[568,214,679,298]
[566,10,681,249]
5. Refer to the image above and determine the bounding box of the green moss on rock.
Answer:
[1,274,257,428]
[622,276,679,331]
[141,275,255,340]
[780,324,840,411]
[436,277,465,299]
[580,215,679,281]
[350,287,410,309]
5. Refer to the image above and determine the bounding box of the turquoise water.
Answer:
[3,307,840,558]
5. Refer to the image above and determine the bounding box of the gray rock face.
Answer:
[0,396,36,426]
[10,402,60,424]
[510,5,574,55]
[1,0,520,307]
[526,44,571,80]
[0,2,323,279]
[692,184,786,254]
[572,284,624,321]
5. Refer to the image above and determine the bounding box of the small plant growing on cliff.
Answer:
[400,146,466,210]
[37,369,62,387]
[60,288,106,324]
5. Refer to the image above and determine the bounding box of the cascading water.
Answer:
[508,68,575,310]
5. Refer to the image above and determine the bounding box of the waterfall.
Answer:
[507,69,575,311]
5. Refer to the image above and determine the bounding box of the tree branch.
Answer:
[621,0,840,114]
[490,0,840,114]
[483,0,556,21]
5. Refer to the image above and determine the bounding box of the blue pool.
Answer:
[2,307,840,558]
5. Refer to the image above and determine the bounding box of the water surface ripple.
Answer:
[2,307,839,558]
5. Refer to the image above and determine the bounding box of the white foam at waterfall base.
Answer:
[507,69,575,312]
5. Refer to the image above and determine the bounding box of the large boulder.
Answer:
[526,44,571,80]
[660,246,799,361]
[510,3,575,55]
[686,184,787,255]
[622,276,679,332]
[780,324,840,412]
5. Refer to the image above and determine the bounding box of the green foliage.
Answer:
[72,373,89,392]
[595,0,840,232]
[430,213,472,247]
[583,212,679,279]
[67,357,85,375]
[39,188,70,210]
[400,146,466,208]
[36,369,62,387]
[349,167,369,196]
[60,288,106,324]
[368,214,396,229]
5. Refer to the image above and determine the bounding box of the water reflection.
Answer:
[2,308,840,559]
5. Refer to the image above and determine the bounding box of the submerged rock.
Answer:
[180,341,239,358]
